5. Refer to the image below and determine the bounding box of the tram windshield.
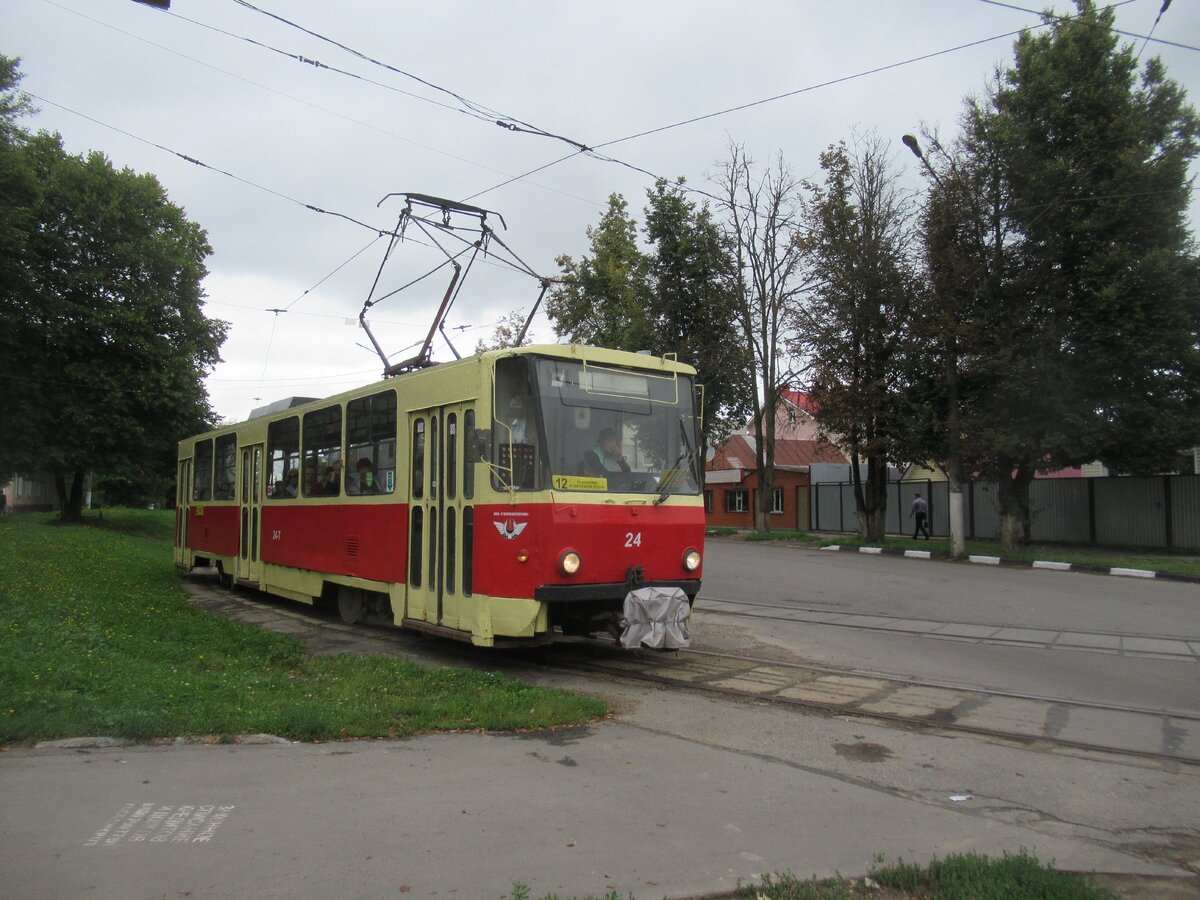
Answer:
[492,355,702,496]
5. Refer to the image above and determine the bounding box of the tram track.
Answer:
[183,577,1200,768]
[511,638,1200,768]
[695,595,1200,662]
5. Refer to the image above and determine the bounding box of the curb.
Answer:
[32,734,295,751]
[818,543,1200,584]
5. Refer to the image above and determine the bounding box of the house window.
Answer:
[725,490,748,513]
[772,487,785,514]
[704,490,714,513]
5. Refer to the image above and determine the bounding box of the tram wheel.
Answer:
[337,587,365,624]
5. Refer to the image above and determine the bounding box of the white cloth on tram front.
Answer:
[620,586,691,649]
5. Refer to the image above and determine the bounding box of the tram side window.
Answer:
[492,356,541,490]
[193,439,213,501]
[267,417,300,499]
[302,405,343,497]
[347,390,396,495]
[214,434,237,500]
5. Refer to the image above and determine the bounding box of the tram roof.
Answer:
[181,344,697,448]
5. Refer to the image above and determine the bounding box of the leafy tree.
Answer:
[643,179,753,448]
[798,132,922,541]
[0,56,36,333]
[714,145,810,532]
[547,193,655,351]
[548,185,751,450]
[914,1,1200,550]
[0,55,33,139]
[475,309,533,353]
[0,117,226,518]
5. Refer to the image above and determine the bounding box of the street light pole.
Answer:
[903,134,966,558]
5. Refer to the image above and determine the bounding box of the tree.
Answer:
[548,185,752,450]
[643,179,753,449]
[475,309,533,353]
[914,1,1200,550]
[547,193,655,351]
[798,132,922,541]
[0,55,33,139]
[714,144,810,533]
[0,56,36,336]
[0,117,227,519]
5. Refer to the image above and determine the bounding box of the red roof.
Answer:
[707,433,847,472]
[779,388,818,415]
[775,438,847,467]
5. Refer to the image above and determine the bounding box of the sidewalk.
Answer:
[818,541,1200,583]
[1,717,1187,899]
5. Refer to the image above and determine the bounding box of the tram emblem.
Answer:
[494,520,528,540]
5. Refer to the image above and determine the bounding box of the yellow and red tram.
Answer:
[175,344,704,646]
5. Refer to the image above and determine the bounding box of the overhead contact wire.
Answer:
[229,0,591,152]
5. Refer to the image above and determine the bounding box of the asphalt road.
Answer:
[3,545,1198,898]
[697,539,1200,713]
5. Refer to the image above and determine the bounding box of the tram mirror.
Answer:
[471,428,492,462]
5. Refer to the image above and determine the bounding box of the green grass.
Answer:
[745,529,822,543]
[504,851,1117,899]
[870,850,1115,899]
[740,852,1115,899]
[706,526,740,538]
[0,509,607,744]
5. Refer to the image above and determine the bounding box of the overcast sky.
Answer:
[7,0,1199,423]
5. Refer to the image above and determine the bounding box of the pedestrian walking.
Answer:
[910,492,930,540]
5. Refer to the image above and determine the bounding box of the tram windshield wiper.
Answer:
[655,418,698,506]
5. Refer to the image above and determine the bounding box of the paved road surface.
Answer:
[2,547,1198,898]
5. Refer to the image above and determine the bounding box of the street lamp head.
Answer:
[903,133,944,185]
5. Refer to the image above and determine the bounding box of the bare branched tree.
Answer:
[714,143,812,533]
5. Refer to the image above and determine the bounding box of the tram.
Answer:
[175,344,705,646]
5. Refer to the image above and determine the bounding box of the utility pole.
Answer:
[903,134,965,558]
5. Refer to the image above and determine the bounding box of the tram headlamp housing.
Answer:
[683,548,702,572]
[558,549,581,576]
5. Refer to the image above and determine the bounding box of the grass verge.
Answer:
[503,851,1119,899]
[741,851,1117,898]
[0,510,607,744]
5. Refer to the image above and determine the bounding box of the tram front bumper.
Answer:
[534,580,699,604]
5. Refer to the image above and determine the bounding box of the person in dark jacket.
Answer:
[581,428,630,477]
[910,492,930,540]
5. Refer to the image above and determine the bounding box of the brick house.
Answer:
[705,390,848,530]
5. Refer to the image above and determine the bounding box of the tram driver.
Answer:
[581,428,630,477]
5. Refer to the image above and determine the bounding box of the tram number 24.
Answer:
[624,532,642,548]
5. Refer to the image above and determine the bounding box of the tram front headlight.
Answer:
[683,548,702,572]
[558,549,581,576]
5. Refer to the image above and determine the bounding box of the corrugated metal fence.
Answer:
[811,475,1200,549]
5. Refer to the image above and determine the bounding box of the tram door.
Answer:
[408,405,474,630]
[175,459,191,565]
[236,444,264,583]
